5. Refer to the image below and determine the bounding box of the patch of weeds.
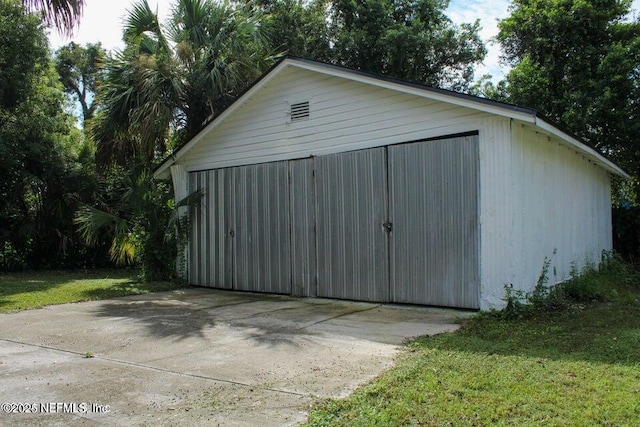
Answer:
[527,249,561,311]
[496,251,640,319]
[501,284,527,319]
[488,251,640,321]
[562,252,639,304]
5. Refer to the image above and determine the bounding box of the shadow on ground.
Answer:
[87,292,324,347]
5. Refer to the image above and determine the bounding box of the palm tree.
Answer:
[24,0,84,35]
[82,0,271,279]
[74,164,204,279]
[93,0,273,167]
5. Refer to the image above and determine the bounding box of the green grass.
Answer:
[306,259,640,426]
[0,269,185,313]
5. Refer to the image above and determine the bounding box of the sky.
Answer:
[48,0,639,83]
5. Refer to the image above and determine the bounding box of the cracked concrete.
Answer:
[0,288,472,426]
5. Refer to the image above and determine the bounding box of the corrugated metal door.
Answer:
[289,158,316,296]
[315,148,389,302]
[189,169,234,288]
[388,135,480,308]
[232,162,291,294]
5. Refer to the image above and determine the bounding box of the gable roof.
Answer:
[154,56,628,179]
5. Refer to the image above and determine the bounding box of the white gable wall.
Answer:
[180,67,493,171]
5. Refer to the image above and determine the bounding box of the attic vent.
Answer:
[290,101,310,122]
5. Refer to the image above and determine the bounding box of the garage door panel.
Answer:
[233,162,291,294]
[389,136,479,308]
[316,148,389,302]
[189,169,233,288]
[290,158,316,296]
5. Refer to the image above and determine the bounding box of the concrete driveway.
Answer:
[0,289,470,426]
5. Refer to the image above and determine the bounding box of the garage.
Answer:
[189,134,479,308]
[154,56,626,310]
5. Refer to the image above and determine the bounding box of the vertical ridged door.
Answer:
[315,148,389,302]
[388,135,480,308]
[289,158,317,296]
[189,169,234,288]
[232,161,291,294]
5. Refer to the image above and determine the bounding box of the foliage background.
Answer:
[2,0,639,275]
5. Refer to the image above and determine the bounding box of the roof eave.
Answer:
[534,116,629,179]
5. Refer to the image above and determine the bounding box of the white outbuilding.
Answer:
[154,57,627,310]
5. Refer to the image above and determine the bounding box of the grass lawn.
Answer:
[306,259,640,426]
[0,269,185,313]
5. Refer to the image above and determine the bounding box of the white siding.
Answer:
[181,67,492,171]
[478,117,515,310]
[480,122,613,310]
[509,124,612,291]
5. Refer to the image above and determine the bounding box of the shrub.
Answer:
[612,207,640,263]
[0,240,28,271]
[498,251,639,318]
[562,252,638,304]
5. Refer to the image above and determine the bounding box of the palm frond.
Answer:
[164,187,205,244]
[110,232,138,265]
[24,0,84,35]
[124,0,172,55]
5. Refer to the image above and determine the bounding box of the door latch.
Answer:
[229,229,235,237]
[383,222,393,233]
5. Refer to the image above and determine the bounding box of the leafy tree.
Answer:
[497,0,640,200]
[75,166,174,280]
[0,0,48,110]
[469,74,508,101]
[329,0,486,91]
[54,42,106,124]
[23,0,84,34]
[1,0,99,269]
[93,0,272,166]
[259,0,332,61]
[261,0,486,91]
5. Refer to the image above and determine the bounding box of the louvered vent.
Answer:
[290,101,310,122]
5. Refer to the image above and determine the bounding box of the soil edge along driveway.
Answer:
[0,289,470,426]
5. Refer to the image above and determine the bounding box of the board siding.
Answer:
[181,68,490,172]
[478,119,614,310]
[509,124,613,293]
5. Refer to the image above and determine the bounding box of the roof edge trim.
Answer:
[534,116,629,178]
